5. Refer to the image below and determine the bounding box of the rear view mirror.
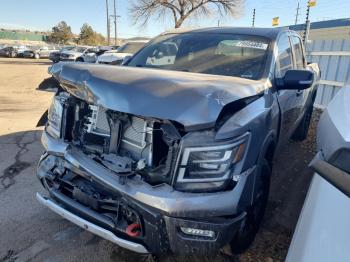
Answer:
[279,69,314,90]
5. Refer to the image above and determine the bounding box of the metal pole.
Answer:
[303,2,311,43]
[295,2,300,25]
[113,0,117,45]
[106,0,110,45]
[252,9,256,27]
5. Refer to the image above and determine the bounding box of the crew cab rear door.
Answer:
[275,33,302,143]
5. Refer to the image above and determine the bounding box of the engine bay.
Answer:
[60,92,182,185]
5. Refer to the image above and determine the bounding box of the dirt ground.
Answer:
[0,58,320,262]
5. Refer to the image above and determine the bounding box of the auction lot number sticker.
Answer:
[236,41,268,50]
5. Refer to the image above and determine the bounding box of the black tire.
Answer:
[76,57,84,62]
[291,104,314,142]
[230,159,271,254]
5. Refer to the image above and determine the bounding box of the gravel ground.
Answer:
[0,58,322,262]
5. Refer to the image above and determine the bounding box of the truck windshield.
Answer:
[128,33,269,80]
[117,42,146,54]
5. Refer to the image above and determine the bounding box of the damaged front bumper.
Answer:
[36,192,149,253]
[37,131,254,254]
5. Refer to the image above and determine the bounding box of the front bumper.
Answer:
[37,131,254,254]
[36,192,149,253]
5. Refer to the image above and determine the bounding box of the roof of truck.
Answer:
[161,27,287,39]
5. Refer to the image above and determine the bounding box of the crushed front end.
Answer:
[36,91,256,255]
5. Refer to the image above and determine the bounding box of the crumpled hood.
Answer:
[50,62,266,130]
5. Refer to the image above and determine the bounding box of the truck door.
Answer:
[275,34,300,143]
[290,35,310,120]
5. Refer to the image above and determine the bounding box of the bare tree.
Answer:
[130,0,244,28]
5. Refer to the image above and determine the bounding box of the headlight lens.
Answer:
[46,96,64,138]
[176,138,247,184]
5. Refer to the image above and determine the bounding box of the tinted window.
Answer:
[291,36,304,69]
[275,35,293,78]
[118,42,146,54]
[128,33,269,80]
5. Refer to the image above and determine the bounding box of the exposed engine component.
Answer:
[56,101,180,185]
[83,105,155,166]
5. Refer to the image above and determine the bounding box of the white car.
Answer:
[76,47,113,63]
[60,46,89,61]
[287,86,350,262]
[97,40,148,65]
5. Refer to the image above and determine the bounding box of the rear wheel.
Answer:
[230,159,271,254]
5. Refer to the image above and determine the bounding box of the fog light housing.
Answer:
[180,227,216,238]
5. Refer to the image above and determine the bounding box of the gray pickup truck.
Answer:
[36,27,319,255]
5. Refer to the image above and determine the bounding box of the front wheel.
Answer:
[76,57,84,62]
[230,159,271,254]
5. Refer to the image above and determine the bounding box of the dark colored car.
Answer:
[0,46,18,58]
[49,46,75,63]
[36,27,319,256]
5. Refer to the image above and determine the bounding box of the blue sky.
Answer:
[0,0,349,38]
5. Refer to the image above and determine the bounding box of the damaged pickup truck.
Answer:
[36,27,319,255]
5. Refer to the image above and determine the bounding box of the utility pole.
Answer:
[303,1,311,43]
[105,0,110,45]
[113,0,117,45]
[295,2,300,25]
[252,9,256,27]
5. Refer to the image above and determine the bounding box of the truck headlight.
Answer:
[46,96,64,138]
[176,135,248,186]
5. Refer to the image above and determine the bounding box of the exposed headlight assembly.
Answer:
[46,95,66,138]
[175,134,249,191]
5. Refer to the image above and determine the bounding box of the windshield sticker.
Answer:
[235,41,268,50]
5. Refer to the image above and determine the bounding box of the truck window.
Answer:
[128,33,269,80]
[290,36,305,69]
[275,35,293,78]
[146,42,178,66]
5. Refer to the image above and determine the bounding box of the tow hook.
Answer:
[126,223,141,237]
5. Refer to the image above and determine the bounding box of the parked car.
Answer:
[0,46,19,57]
[23,46,59,59]
[15,45,29,57]
[49,46,75,63]
[287,86,350,262]
[60,46,88,61]
[97,40,148,65]
[36,27,319,255]
[76,47,111,63]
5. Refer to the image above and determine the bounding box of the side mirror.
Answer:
[279,69,314,90]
